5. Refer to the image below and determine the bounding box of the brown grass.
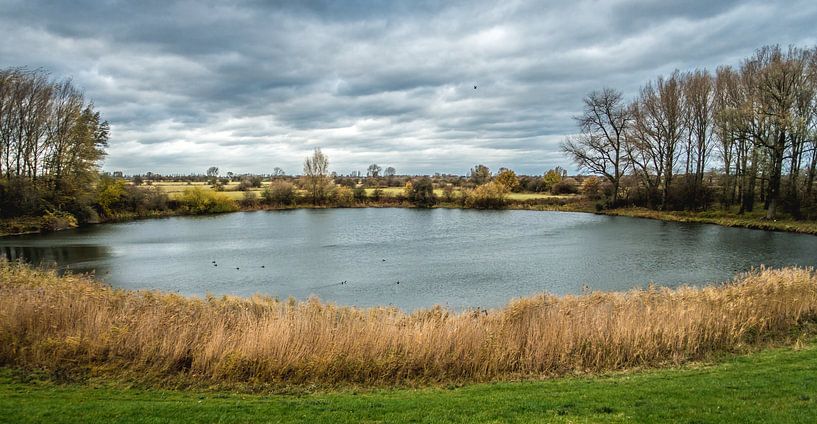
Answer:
[1,261,816,388]
[602,207,817,236]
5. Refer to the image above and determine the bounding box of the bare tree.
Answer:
[627,72,685,209]
[713,65,745,207]
[367,163,381,178]
[469,164,491,185]
[682,69,715,208]
[562,88,631,205]
[804,49,817,203]
[749,46,804,219]
[565,45,817,216]
[303,148,331,204]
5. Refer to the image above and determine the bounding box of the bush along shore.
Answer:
[1,261,815,390]
[6,188,816,239]
[0,182,590,237]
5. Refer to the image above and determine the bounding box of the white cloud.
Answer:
[0,0,814,175]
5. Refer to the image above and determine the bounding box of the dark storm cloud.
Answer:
[1,0,815,175]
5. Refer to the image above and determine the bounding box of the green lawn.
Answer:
[1,344,815,423]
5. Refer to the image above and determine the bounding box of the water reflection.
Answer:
[1,244,110,273]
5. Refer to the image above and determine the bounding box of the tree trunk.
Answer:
[765,146,784,220]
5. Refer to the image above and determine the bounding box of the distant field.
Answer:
[363,187,571,201]
[149,181,268,200]
[507,192,573,201]
[148,181,570,202]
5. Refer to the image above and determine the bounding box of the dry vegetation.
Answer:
[602,207,817,236]
[1,261,816,389]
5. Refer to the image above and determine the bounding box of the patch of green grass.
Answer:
[1,344,815,423]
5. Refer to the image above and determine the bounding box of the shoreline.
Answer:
[2,200,816,238]
[597,207,817,236]
[0,199,585,237]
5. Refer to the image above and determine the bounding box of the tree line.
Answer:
[0,68,109,219]
[288,148,588,209]
[12,46,817,227]
[563,45,817,219]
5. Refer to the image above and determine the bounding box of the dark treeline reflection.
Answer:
[1,244,109,274]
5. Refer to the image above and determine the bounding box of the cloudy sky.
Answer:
[1,1,815,176]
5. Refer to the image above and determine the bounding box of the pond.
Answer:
[2,209,816,311]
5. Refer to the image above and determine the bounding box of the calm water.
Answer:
[2,209,816,311]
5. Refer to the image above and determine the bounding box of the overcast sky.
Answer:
[1,1,815,176]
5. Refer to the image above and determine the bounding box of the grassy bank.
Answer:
[602,207,817,236]
[1,343,816,423]
[0,192,583,237]
[2,262,816,390]
[5,185,816,238]
[0,216,50,236]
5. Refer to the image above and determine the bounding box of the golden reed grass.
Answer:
[1,261,816,387]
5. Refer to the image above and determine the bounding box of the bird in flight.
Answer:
[474,85,477,89]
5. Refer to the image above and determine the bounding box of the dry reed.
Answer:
[1,261,816,387]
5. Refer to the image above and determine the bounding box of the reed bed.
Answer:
[1,261,816,388]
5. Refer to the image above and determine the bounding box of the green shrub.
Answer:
[96,176,126,217]
[371,187,384,201]
[353,187,367,202]
[543,167,566,192]
[241,191,259,207]
[0,177,46,217]
[263,181,296,206]
[178,187,238,214]
[442,184,456,203]
[237,179,253,191]
[552,178,579,195]
[465,181,508,209]
[40,211,78,232]
[581,176,603,200]
[333,186,355,207]
[139,186,169,211]
[495,169,520,191]
[406,177,436,207]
